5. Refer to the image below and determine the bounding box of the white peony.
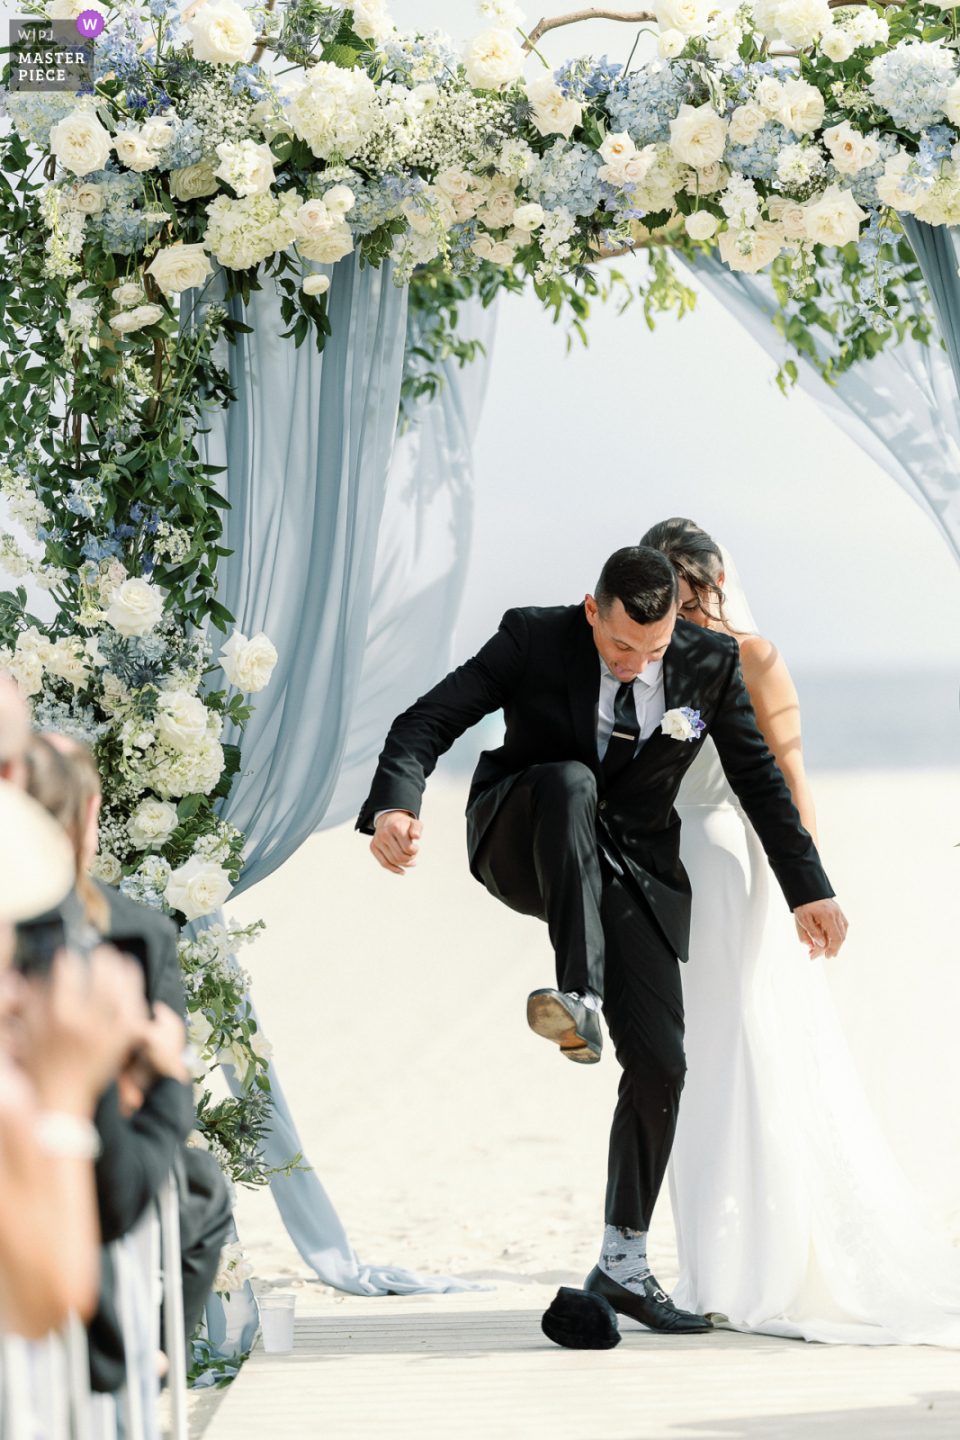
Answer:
[114,282,144,307]
[512,201,545,231]
[220,629,278,692]
[802,184,867,245]
[821,25,856,62]
[685,210,718,239]
[727,103,766,146]
[156,690,209,751]
[655,0,708,35]
[524,72,583,139]
[146,244,214,294]
[823,122,880,175]
[302,273,331,296]
[49,110,113,177]
[164,857,233,922]
[352,0,393,41]
[669,104,727,168]
[113,130,159,173]
[185,0,255,64]
[127,797,180,850]
[110,304,164,335]
[777,77,825,137]
[296,220,354,264]
[657,28,686,57]
[169,163,220,202]
[104,577,164,637]
[463,27,525,89]
[774,0,831,48]
[89,852,123,885]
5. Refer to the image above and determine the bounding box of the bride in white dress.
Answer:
[641,517,960,1346]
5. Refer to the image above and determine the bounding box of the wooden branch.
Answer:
[251,0,275,65]
[524,8,655,50]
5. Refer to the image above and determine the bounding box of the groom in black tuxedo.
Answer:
[358,547,846,1334]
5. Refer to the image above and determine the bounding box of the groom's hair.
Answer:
[596,547,679,626]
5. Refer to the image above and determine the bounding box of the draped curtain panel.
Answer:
[196,255,409,897]
[682,251,960,567]
[324,295,500,828]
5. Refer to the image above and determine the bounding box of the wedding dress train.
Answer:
[669,735,960,1344]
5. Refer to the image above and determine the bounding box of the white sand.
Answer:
[227,769,960,1294]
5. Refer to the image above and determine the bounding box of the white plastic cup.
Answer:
[259,1293,296,1353]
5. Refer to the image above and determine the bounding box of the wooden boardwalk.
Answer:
[199,1288,960,1439]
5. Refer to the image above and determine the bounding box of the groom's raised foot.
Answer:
[584,1265,713,1334]
[526,989,602,1063]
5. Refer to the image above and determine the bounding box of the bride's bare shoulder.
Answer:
[736,633,780,680]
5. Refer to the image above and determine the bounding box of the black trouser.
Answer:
[476,760,686,1232]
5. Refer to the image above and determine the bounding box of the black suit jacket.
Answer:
[358,605,833,961]
[95,879,186,1018]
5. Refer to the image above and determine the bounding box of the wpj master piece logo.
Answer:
[5,15,99,93]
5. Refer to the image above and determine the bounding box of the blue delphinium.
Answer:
[380,29,459,86]
[606,61,686,145]
[856,208,900,318]
[867,40,956,131]
[527,139,603,217]
[726,122,791,185]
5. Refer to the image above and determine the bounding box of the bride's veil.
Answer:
[718,545,760,637]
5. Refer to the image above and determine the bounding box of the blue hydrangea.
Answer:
[606,61,686,145]
[85,169,166,256]
[726,122,791,184]
[31,695,110,747]
[1,91,76,148]
[335,171,419,235]
[554,55,623,103]
[867,41,956,132]
[162,116,205,170]
[834,131,900,209]
[379,29,459,86]
[527,139,603,217]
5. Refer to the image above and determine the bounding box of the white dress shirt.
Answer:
[596,657,666,761]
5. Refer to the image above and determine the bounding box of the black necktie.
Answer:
[602,680,639,782]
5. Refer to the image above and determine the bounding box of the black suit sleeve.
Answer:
[357,608,530,833]
[94,1078,195,1243]
[709,650,834,910]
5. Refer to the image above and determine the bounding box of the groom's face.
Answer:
[585,596,678,683]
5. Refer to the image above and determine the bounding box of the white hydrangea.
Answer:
[287,62,380,161]
[203,191,301,270]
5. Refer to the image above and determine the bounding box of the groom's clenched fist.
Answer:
[794,898,848,959]
[371,810,423,875]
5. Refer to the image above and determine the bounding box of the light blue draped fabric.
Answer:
[679,251,960,565]
[324,294,499,827]
[901,218,960,407]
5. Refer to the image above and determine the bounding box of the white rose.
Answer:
[823,121,880,176]
[302,273,331,296]
[767,194,808,238]
[220,629,278,692]
[352,0,392,41]
[140,116,174,152]
[294,198,335,239]
[727,103,766,146]
[114,282,144,307]
[6,648,45,697]
[486,240,517,264]
[164,857,233,922]
[876,151,920,212]
[157,690,209,750]
[110,304,164,335]
[49,110,112,177]
[942,78,960,124]
[513,202,545,231]
[691,160,726,194]
[775,0,830,48]
[322,185,355,216]
[821,25,856,62]
[655,0,708,35]
[44,641,90,691]
[169,163,220,202]
[71,182,105,214]
[463,27,525,89]
[802,183,867,245]
[296,220,355,265]
[661,708,697,740]
[113,130,159,173]
[685,210,718,239]
[127,797,180,850]
[657,28,686,57]
[754,76,784,119]
[478,186,517,227]
[524,72,583,139]
[49,0,105,15]
[669,104,728,168]
[89,852,123,885]
[185,0,256,64]
[777,77,825,137]
[104,577,164,637]
[146,244,214,294]
[718,220,784,273]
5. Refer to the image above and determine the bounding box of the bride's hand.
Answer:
[793,899,848,959]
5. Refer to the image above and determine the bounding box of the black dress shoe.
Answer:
[541,1287,621,1350]
[584,1266,713,1334]
[526,989,602,1063]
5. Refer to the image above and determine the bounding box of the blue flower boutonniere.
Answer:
[661,707,706,742]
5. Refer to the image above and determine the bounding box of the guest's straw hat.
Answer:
[0,779,75,923]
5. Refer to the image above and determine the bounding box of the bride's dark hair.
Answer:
[640,517,736,628]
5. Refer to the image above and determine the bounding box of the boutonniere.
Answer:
[661,707,706,742]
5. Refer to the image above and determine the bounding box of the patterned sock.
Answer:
[599,1224,651,1293]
